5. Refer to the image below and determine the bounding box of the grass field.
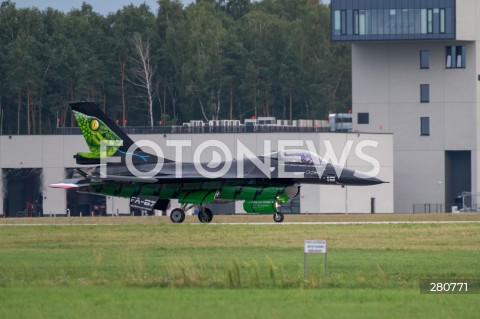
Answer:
[0,214,479,318]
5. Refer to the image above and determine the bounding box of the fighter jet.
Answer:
[50,102,384,223]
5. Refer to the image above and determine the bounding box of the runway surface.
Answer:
[208,220,480,225]
[1,213,480,226]
[1,220,480,226]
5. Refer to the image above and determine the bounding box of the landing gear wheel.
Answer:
[198,208,213,223]
[170,208,185,223]
[273,213,284,223]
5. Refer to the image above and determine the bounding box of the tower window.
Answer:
[446,45,466,68]
[420,84,430,103]
[420,117,430,136]
[427,9,433,34]
[334,10,347,36]
[440,9,446,33]
[357,113,369,124]
[420,50,430,69]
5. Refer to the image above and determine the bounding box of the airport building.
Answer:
[331,0,478,212]
[0,130,393,217]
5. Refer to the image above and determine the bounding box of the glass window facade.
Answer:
[331,0,455,42]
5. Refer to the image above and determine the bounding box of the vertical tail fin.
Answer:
[70,101,135,165]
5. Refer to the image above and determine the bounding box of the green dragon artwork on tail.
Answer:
[73,110,122,159]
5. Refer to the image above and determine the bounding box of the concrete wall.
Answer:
[474,1,480,196]
[298,132,393,213]
[351,1,479,212]
[456,0,477,41]
[0,132,394,215]
[42,167,66,216]
[0,169,3,216]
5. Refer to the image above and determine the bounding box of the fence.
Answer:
[55,125,332,135]
[460,192,480,212]
[412,203,444,213]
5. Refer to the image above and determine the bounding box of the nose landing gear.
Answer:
[273,212,284,223]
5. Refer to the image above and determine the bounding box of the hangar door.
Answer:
[2,168,43,217]
[445,151,471,212]
[65,168,106,216]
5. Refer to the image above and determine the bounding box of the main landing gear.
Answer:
[169,205,214,224]
[170,208,185,223]
[198,207,213,223]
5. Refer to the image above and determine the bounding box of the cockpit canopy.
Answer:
[263,149,324,164]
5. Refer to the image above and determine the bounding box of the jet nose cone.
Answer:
[338,169,386,186]
[362,176,386,185]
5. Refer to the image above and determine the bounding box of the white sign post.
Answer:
[304,240,327,282]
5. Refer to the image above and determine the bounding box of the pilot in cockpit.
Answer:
[300,152,313,164]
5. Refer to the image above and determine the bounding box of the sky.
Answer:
[13,0,193,15]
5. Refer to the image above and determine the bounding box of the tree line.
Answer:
[0,0,351,134]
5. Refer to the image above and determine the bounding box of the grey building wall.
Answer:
[0,169,3,216]
[0,132,393,216]
[351,0,479,212]
[456,0,477,41]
